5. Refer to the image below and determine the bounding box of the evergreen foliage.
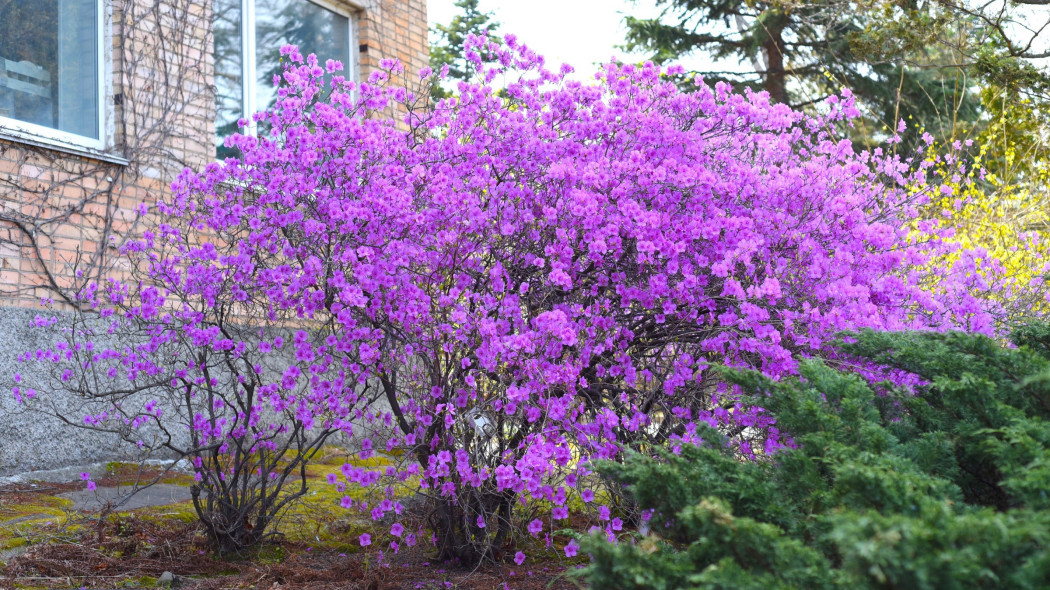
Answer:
[428,0,500,100]
[581,326,1050,589]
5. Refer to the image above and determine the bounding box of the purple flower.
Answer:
[527,519,543,536]
[359,534,371,546]
[514,551,526,565]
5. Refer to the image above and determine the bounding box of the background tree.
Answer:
[428,0,500,100]
[624,0,1050,323]
[622,0,1050,147]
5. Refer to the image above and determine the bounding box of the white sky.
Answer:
[425,0,737,80]
[426,1,1048,82]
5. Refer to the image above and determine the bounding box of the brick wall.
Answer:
[0,0,216,309]
[0,0,428,310]
[358,0,429,83]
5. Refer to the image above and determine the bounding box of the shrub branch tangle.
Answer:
[22,199,365,553]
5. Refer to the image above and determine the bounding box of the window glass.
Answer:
[214,0,243,159]
[213,0,350,159]
[254,0,349,113]
[0,0,99,140]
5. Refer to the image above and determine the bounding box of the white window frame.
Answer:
[226,0,359,139]
[0,0,108,152]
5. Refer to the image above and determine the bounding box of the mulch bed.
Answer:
[0,483,584,589]
[1,525,580,589]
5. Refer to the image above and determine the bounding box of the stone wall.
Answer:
[0,306,146,475]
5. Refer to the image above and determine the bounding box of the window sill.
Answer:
[0,130,129,166]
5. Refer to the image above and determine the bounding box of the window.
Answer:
[0,0,104,149]
[214,0,353,159]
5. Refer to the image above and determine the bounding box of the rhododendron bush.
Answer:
[16,207,361,553]
[17,35,1022,563]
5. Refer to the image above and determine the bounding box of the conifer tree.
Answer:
[623,0,1049,146]
[428,0,500,100]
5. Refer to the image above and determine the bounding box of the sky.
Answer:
[425,0,737,80]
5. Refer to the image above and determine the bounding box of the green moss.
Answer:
[0,494,73,516]
[0,536,28,551]
[307,452,393,475]
[0,444,419,563]
[265,448,417,550]
[102,461,193,486]
[105,460,131,472]
[134,502,199,524]
[157,472,195,486]
[252,543,287,564]
[349,454,393,468]
[126,575,157,588]
[318,450,351,466]
[0,493,76,550]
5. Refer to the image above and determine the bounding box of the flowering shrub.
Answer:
[15,213,357,553]
[17,34,1021,562]
[908,109,1050,319]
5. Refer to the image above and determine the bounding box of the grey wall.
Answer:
[0,306,154,475]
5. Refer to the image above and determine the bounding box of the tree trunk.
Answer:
[761,16,788,104]
[429,491,516,565]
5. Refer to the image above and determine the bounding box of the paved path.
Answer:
[58,483,192,512]
[0,484,192,567]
